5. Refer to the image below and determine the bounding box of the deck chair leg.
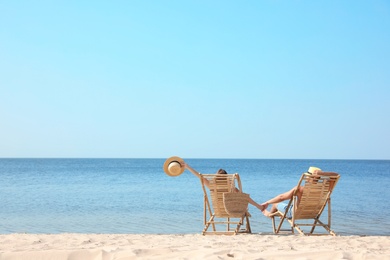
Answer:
[326,198,335,235]
[277,215,287,233]
[236,214,251,234]
[210,215,216,231]
[233,217,242,235]
[294,225,305,235]
[245,214,251,233]
[309,218,320,234]
[285,218,295,234]
[227,217,231,232]
[309,200,333,235]
[271,216,285,234]
[202,215,215,235]
[271,216,290,234]
[316,219,337,236]
[271,216,276,233]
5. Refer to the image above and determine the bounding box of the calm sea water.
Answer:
[0,158,389,236]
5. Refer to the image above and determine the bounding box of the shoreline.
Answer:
[1,233,389,259]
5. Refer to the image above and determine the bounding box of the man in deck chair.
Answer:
[259,166,322,217]
[182,162,263,209]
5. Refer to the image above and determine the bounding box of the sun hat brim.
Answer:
[163,156,185,177]
[307,166,322,175]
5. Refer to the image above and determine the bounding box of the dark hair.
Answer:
[217,169,227,174]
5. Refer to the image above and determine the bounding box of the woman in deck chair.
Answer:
[183,162,263,209]
[259,167,322,218]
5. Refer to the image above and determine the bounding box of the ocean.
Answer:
[0,158,389,236]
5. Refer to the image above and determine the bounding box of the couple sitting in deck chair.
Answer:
[163,157,340,236]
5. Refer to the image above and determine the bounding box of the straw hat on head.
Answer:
[163,156,185,177]
[307,166,321,175]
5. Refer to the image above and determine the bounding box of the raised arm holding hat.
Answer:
[163,156,263,209]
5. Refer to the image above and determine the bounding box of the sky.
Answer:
[1,1,389,159]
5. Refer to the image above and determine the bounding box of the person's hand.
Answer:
[258,202,268,212]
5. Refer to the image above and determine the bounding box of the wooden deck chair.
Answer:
[270,172,340,236]
[200,173,251,235]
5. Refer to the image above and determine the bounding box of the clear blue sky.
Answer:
[1,1,389,159]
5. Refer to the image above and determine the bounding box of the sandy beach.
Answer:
[0,233,389,260]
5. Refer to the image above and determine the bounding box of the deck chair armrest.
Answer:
[269,211,282,217]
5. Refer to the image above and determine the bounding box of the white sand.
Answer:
[0,233,389,260]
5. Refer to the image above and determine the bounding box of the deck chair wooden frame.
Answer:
[270,172,340,236]
[200,173,251,235]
